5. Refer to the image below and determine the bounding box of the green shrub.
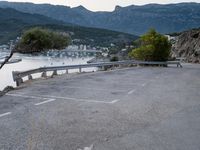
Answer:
[110,56,119,62]
[129,29,171,61]
[15,27,71,53]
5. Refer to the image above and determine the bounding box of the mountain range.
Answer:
[0,7,137,46]
[0,1,200,35]
[0,7,63,44]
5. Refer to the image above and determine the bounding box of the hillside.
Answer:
[40,24,138,47]
[0,8,137,47]
[0,1,200,35]
[172,28,200,63]
[0,7,64,44]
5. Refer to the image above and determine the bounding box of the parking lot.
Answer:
[0,64,200,150]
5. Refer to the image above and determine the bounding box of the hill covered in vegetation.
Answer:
[0,8,138,48]
[0,7,64,44]
[1,1,200,35]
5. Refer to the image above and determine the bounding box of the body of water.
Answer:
[0,52,96,91]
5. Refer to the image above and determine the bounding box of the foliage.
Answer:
[110,56,119,62]
[129,29,171,61]
[15,27,70,53]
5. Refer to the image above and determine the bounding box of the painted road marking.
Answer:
[78,144,94,150]
[141,83,147,87]
[6,93,56,106]
[128,89,136,95]
[109,99,120,104]
[33,84,126,92]
[35,99,56,106]
[41,95,120,104]
[6,93,120,104]
[6,93,50,100]
[0,112,12,118]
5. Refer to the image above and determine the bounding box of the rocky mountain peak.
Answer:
[72,5,89,12]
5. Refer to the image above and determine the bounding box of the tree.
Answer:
[0,42,15,70]
[129,29,171,61]
[15,27,71,53]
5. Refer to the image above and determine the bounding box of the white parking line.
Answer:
[141,83,147,87]
[127,89,136,95]
[33,84,126,92]
[6,93,49,100]
[109,99,120,104]
[40,95,120,104]
[78,144,94,150]
[0,112,12,118]
[6,93,120,104]
[35,99,56,106]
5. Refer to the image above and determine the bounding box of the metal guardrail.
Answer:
[12,60,182,86]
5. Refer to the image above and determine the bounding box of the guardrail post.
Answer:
[66,69,68,74]
[16,78,23,86]
[112,65,114,69]
[41,71,47,78]
[178,62,183,68]
[28,75,33,80]
[52,70,57,76]
[79,67,82,73]
[102,66,105,71]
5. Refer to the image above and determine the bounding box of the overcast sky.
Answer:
[6,0,200,11]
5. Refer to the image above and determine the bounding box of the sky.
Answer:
[5,0,200,11]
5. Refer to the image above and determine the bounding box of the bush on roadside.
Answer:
[129,29,171,61]
[110,56,119,62]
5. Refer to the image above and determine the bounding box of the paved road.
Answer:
[0,64,200,150]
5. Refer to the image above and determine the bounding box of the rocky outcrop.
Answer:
[172,29,200,63]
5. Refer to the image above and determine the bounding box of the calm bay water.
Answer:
[0,52,96,91]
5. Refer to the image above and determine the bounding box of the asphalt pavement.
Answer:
[0,63,200,150]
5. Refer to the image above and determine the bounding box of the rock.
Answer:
[0,86,15,97]
[3,86,14,93]
[172,29,200,63]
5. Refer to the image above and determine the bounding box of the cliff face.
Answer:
[172,29,200,63]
